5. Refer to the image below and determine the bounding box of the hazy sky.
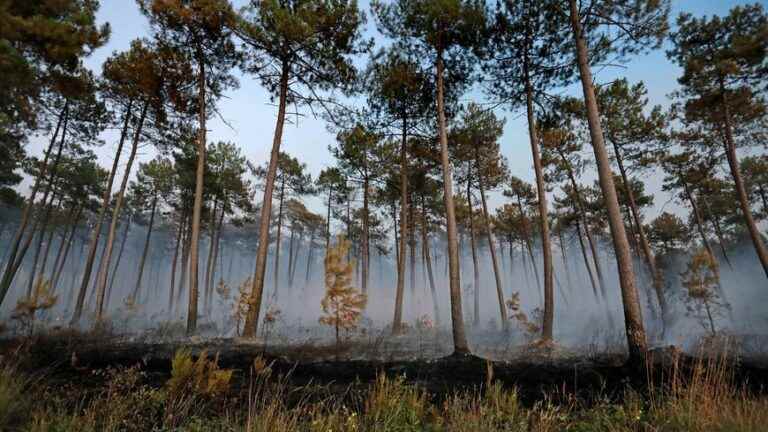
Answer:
[28,0,763,220]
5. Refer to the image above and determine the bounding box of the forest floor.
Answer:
[1,330,768,430]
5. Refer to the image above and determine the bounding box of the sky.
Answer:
[27,0,766,222]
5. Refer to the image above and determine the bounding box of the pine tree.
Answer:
[373,0,487,355]
[667,3,768,279]
[237,0,367,338]
[320,236,367,351]
[565,0,669,363]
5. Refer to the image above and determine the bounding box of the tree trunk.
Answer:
[187,48,208,335]
[392,112,409,335]
[26,192,60,297]
[515,194,542,296]
[610,138,665,316]
[305,230,315,285]
[569,0,648,362]
[95,100,148,324]
[52,207,81,294]
[558,148,606,298]
[273,179,286,299]
[325,189,333,250]
[71,100,133,325]
[362,175,370,295]
[720,84,768,279]
[133,194,158,301]
[420,196,440,326]
[203,202,219,311]
[575,218,600,300]
[524,67,554,341]
[169,215,185,313]
[436,50,469,354]
[106,218,131,309]
[467,176,481,327]
[0,105,66,305]
[206,205,225,313]
[476,159,509,331]
[243,62,290,338]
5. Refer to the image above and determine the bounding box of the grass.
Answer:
[1,348,767,431]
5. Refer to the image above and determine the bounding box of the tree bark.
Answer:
[52,207,81,294]
[243,61,290,338]
[720,83,768,279]
[71,100,133,325]
[187,47,208,335]
[610,138,665,316]
[420,196,440,325]
[361,174,370,295]
[523,66,554,341]
[0,105,66,305]
[206,204,225,313]
[95,100,148,324]
[133,194,158,301]
[466,175,481,327]
[204,201,219,311]
[106,218,131,309]
[436,50,469,354]
[273,178,286,298]
[392,111,408,335]
[569,0,647,361]
[169,215,185,313]
[476,159,509,330]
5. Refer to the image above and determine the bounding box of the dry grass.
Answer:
[0,346,766,431]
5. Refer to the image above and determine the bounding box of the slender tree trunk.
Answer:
[476,161,509,330]
[362,175,370,295]
[720,84,768,279]
[408,201,417,297]
[204,202,219,311]
[436,50,469,354]
[177,216,192,305]
[421,196,440,326]
[273,179,286,298]
[106,218,131,309]
[682,180,719,271]
[37,197,63,282]
[71,100,133,324]
[169,216,184,313]
[133,194,158,300]
[187,48,208,335]
[206,205,225,313]
[305,230,315,285]
[558,148,606,298]
[392,112,408,335]
[569,0,647,361]
[523,67,554,341]
[708,215,733,269]
[467,176,481,327]
[575,219,600,300]
[325,189,332,250]
[610,138,665,316]
[95,100,148,324]
[52,207,81,294]
[0,105,66,305]
[26,192,60,297]
[243,62,290,338]
[516,195,542,295]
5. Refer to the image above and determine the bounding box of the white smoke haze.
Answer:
[1,209,766,361]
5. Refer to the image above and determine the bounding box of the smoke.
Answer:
[1,214,766,358]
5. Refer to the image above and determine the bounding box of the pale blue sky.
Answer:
[32,0,766,219]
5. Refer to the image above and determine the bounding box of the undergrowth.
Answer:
[0,349,766,431]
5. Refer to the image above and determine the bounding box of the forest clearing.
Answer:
[1,0,768,430]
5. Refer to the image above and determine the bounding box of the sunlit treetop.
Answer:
[235,0,369,102]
